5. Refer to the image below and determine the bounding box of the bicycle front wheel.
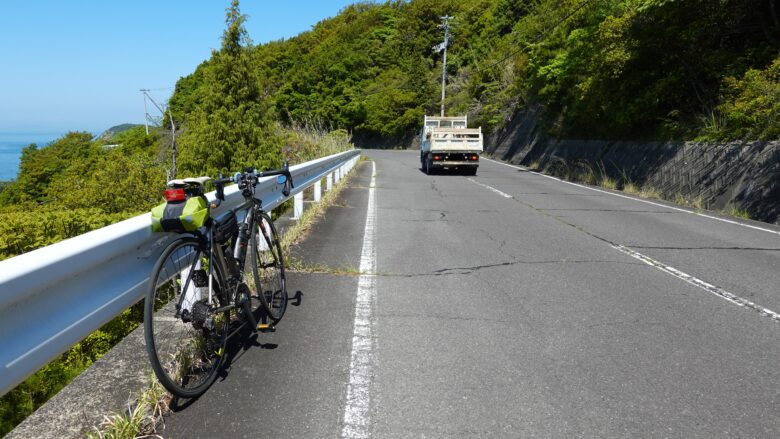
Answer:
[144,237,229,398]
[247,211,287,323]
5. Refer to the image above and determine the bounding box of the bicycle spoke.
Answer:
[144,238,229,398]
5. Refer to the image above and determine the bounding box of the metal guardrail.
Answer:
[0,149,361,396]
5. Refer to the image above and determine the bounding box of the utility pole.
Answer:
[434,15,453,117]
[140,89,178,179]
[140,89,150,135]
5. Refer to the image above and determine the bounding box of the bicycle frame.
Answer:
[177,165,291,327]
[171,200,255,320]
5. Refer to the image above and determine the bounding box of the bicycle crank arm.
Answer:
[212,304,237,314]
[241,299,260,333]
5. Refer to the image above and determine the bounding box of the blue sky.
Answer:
[0,1,362,135]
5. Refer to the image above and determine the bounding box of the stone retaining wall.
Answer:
[486,108,780,224]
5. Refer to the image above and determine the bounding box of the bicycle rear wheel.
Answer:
[144,237,229,398]
[247,211,287,323]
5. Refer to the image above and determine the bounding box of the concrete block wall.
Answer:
[485,109,780,224]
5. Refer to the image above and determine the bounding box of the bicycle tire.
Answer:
[144,237,229,398]
[248,211,287,323]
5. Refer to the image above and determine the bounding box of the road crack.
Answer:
[383,259,642,278]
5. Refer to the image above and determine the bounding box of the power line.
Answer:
[357,0,600,101]
[480,0,602,72]
[140,89,178,179]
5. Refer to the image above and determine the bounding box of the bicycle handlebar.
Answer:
[212,162,294,203]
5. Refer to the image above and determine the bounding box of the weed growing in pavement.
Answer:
[524,158,759,221]
[88,374,169,439]
[726,206,752,219]
[600,175,618,190]
[286,258,366,276]
[672,193,706,210]
[575,160,598,185]
[622,181,640,194]
[279,159,363,253]
[638,186,663,200]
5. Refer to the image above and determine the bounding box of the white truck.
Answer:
[420,115,483,175]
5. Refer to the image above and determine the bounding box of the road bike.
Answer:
[144,164,293,398]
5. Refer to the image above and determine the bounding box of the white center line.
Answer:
[613,244,780,322]
[482,157,780,236]
[341,160,377,439]
[467,178,513,198]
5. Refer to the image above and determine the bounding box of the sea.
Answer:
[0,133,62,181]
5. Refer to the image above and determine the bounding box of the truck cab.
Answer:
[420,115,483,175]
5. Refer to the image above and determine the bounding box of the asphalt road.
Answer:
[162,150,780,438]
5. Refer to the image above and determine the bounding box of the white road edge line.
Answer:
[341,160,377,439]
[482,157,780,237]
[612,244,780,322]
[467,177,513,198]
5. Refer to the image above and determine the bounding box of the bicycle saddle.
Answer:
[166,176,212,188]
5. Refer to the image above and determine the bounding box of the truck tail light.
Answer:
[433,155,442,161]
[470,154,479,161]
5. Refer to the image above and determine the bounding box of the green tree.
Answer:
[0,132,97,204]
[178,0,281,176]
[709,55,780,140]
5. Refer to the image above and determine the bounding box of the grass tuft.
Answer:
[279,159,362,253]
[600,175,618,190]
[622,181,639,194]
[672,193,705,210]
[638,186,662,200]
[88,375,169,439]
[726,206,751,219]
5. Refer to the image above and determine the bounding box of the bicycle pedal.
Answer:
[257,323,276,333]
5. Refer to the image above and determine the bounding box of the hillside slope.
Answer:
[171,0,780,146]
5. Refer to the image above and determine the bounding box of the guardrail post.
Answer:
[314,180,322,202]
[181,264,199,311]
[258,216,270,251]
[327,173,333,191]
[335,168,341,183]
[293,192,304,219]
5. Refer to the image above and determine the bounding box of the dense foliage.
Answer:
[0,127,166,437]
[0,3,352,434]
[4,0,778,434]
[170,0,780,143]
